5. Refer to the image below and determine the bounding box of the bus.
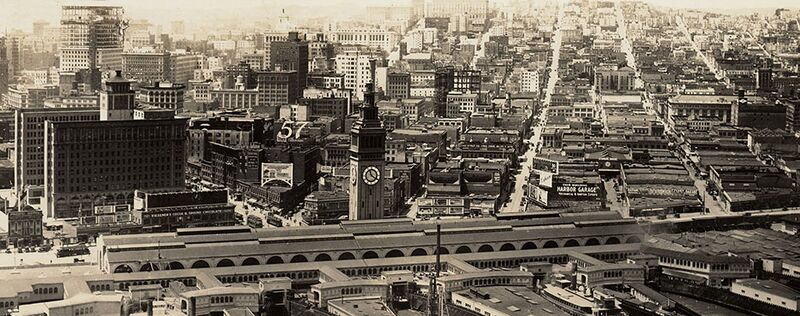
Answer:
[267,214,283,227]
[246,215,263,228]
[234,213,244,224]
[56,244,90,258]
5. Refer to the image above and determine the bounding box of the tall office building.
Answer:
[270,31,309,92]
[2,37,23,77]
[255,70,300,105]
[122,50,201,85]
[0,59,7,105]
[434,67,480,117]
[335,49,384,100]
[0,37,8,105]
[121,51,170,83]
[425,0,489,21]
[43,117,187,218]
[349,61,386,220]
[520,68,540,94]
[14,108,101,208]
[43,72,188,218]
[59,5,125,72]
[594,66,636,92]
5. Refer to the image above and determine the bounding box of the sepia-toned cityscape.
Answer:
[1,0,800,315]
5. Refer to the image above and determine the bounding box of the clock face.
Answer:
[362,166,381,186]
[350,165,357,185]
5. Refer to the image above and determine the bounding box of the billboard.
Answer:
[533,186,549,207]
[262,163,294,187]
[556,183,598,198]
[94,204,130,215]
[539,171,553,188]
[532,157,559,175]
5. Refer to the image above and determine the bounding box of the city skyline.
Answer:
[3,0,800,32]
[1,0,800,315]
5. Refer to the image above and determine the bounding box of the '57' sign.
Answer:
[278,121,309,140]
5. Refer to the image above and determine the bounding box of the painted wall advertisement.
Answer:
[532,157,559,175]
[261,163,294,187]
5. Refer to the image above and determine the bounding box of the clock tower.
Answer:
[349,73,386,220]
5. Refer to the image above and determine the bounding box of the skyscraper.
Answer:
[0,37,8,105]
[43,72,188,218]
[270,31,309,93]
[348,62,386,221]
[424,0,489,21]
[14,108,101,208]
[59,4,125,73]
[335,48,383,100]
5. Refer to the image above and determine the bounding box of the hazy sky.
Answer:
[1,0,799,32]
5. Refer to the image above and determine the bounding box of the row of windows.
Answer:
[218,270,319,284]
[459,277,520,288]
[602,271,628,278]
[210,296,234,304]
[33,287,59,295]
[340,287,363,295]
[57,178,182,193]
[74,305,94,315]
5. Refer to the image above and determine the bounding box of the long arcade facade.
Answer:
[98,213,644,274]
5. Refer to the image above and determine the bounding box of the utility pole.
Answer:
[428,224,441,316]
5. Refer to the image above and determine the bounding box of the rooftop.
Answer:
[651,228,800,262]
[327,297,395,316]
[454,286,569,316]
[734,279,800,299]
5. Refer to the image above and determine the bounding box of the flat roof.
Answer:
[454,286,570,316]
[735,279,800,299]
[543,285,595,308]
[328,297,395,316]
[181,286,259,298]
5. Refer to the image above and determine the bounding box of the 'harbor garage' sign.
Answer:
[556,183,598,198]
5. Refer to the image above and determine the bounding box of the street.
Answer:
[499,4,564,213]
[0,245,98,268]
[231,199,305,228]
[676,16,725,81]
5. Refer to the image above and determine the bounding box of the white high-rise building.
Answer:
[335,50,384,100]
[520,69,540,94]
[424,0,489,21]
[59,4,125,73]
